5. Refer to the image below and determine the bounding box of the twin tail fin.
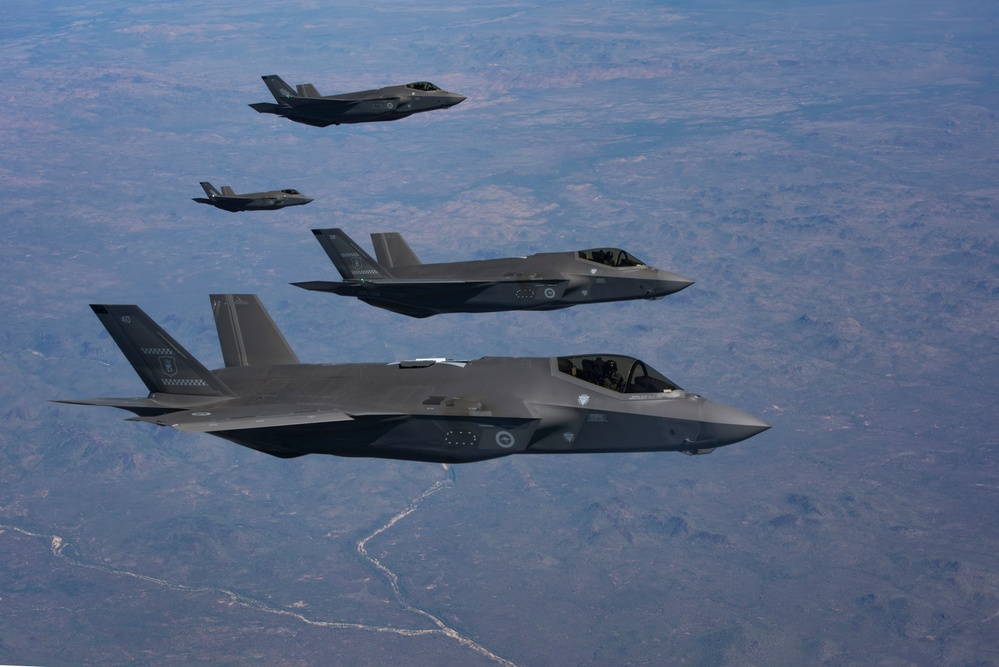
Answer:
[311,228,392,280]
[85,294,301,397]
[88,304,234,397]
[210,294,299,368]
[199,182,221,198]
[371,232,422,269]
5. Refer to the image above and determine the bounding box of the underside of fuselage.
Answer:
[210,413,540,464]
[358,297,576,318]
[355,291,659,317]
[280,110,415,126]
[198,404,729,463]
[333,271,685,316]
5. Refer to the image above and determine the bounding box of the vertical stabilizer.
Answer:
[311,228,392,280]
[371,232,422,269]
[220,185,236,197]
[200,182,221,198]
[261,74,297,102]
[210,294,300,368]
[296,83,321,98]
[90,305,234,397]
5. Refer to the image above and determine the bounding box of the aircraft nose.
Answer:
[652,270,694,296]
[448,94,467,106]
[698,400,770,446]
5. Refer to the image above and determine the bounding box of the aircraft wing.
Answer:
[320,95,401,103]
[284,95,403,110]
[367,277,569,286]
[294,278,488,290]
[293,278,569,293]
[128,403,355,433]
[286,98,357,109]
[52,395,219,414]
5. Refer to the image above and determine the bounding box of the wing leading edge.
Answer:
[129,404,355,433]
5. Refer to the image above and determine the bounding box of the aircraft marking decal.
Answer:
[159,356,177,377]
[162,378,209,387]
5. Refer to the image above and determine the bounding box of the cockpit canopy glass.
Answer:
[406,82,442,92]
[578,248,647,268]
[281,189,301,195]
[557,355,681,394]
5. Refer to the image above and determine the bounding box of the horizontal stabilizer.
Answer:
[249,102,282,113]
[51,394,222,417]
[291,280,350,293]
[129,404,355,433]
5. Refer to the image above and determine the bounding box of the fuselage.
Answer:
[328,251,693,317]
[175,356,766,463]
[194,190,313,212]
[255,83,466,126]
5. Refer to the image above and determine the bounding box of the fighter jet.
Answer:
[249,75,466,127]
[55,295,769,463]
[192,182,313,212]
[292,228,694,318]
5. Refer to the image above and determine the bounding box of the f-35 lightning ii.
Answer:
[55,295,768,463]
[293,228,694,318]
[249,75,466,127]
[192,182,313,212]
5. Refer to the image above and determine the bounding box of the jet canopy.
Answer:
[406,82,442,92]
[557,355,681,394]
[578,248,648,268]
[280,189,302,195]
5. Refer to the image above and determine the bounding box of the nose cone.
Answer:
[698,400,770,446]
[654,270,695,296]
[446,93,467,107]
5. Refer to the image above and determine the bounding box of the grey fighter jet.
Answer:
[293,228,694,318]
[55,295,769,463]
[250,75,466,127]
[192,182,313,212]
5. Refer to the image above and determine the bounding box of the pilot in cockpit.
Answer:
[599,359,624,391]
